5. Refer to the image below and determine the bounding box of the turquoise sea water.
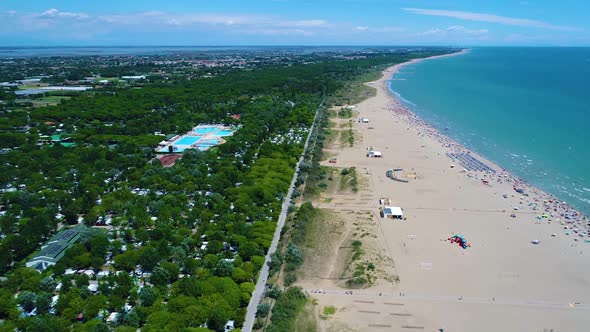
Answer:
[389,47,590,215]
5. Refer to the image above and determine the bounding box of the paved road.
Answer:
[242,101,323,332]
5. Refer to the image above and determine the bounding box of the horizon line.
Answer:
[1,45,589,49]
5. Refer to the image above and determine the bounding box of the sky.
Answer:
[0,0,588,46]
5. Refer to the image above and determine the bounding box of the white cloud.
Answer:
[403,7,577,31]
[447,25,488,35]
[39,8,89,20]
[97,12,262,26]
[420,28,443,36]
[246,28,313,36]
[419,25,489,37]
[284,20,327,28]
[354,26,405,33]
[96,11,327,30]
[1,8,329,39]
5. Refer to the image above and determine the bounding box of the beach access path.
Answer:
[242,100,323,332]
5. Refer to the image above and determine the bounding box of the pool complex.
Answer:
[157,125,234,153]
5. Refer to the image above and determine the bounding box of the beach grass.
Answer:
[330,68,384,106]
[339,167,358,192]
[294,302,318,330]
[347,122,354,147]
[337,107,353,118]
[339,126,354,148]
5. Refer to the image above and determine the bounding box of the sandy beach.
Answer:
[297,51,590,332]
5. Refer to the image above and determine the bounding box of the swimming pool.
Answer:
[194,126,233,136]
[194,127,218,135]
[174,136,201,145]
[158,125,234,154]
[215,130,233,137]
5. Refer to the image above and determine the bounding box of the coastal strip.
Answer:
[297,50,590,331]
[382,50,588,236]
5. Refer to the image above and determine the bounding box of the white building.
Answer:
[382,206,404,219]
[367,150,382,158]
[225,320,235,331]
[121,75,146,80]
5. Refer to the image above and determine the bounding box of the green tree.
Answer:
[0,290,19,320]
[139,287,158,307]
[256,303,270,318]
[92,322,110,332]
[123,311,140,328]
[150,267,170,286]
[35,292,52,315]
[84,294,107,318]
[138,247,160,271]
[18,291,37,312]
[214,259,234,277]
[207,308,229,332]
[39,276,57,293]
[160,261,180,281]
[285,243,303,266]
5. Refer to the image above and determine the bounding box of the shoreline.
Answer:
[379,50,588,237]
[299,50,590,331]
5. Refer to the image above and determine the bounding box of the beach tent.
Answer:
[382,206,403,219]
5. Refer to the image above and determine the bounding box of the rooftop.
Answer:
[26,226,89,270]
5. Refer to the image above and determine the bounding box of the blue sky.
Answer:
[0,0,588,46]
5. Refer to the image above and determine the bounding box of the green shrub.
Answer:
[322,306,336,316]
[256,303,270,318]
[284,273,297,286]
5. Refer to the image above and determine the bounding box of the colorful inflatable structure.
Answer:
[449,234,471,249]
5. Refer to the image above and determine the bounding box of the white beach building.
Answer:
[382,206,404,219]
[367,150,382,158]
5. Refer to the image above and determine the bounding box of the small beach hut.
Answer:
[382,206,403,219]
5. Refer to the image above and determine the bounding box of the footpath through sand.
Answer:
[295,54,590,332]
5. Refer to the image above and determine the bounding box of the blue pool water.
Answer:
[389,47,590,215]
[215,130,233,136]
[194,126,233,136]
[174,136,201,146]
[194,127,218,135]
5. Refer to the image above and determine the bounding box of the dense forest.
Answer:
[0,49,451,331]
